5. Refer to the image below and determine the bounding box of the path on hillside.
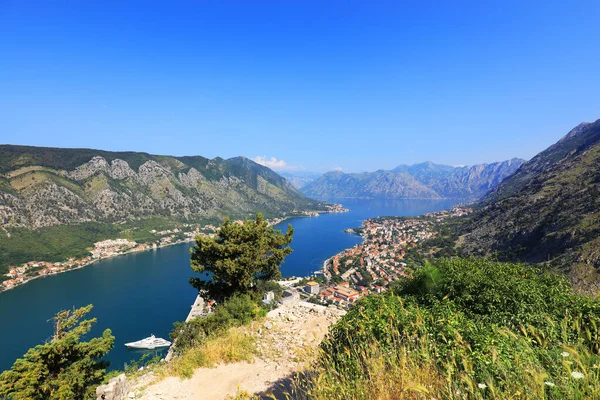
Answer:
[137,301,345,400]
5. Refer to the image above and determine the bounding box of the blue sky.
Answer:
[1,1,599,173]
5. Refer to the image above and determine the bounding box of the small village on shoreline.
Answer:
[0,229,207,293]
[280,206,472,308]
[0,204,349,294]
[2,202,471,303]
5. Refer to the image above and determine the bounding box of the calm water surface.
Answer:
[0,198,459,371]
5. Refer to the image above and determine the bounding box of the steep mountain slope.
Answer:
[459,120,600,289]
[392,161,456,178]
[302,170,442,199]
[279,171,322,189]
[302,159,523,200]
[435,159,524,199]
[0,145,324,229]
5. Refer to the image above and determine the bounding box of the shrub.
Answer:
[254,280,283,300]
[170,293,261,353]
[398,258,600,348]
[297,258,600,399]
[225,294,260,325]
[0,305,114,400]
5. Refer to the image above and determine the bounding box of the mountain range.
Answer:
[301,159,525,200]
[278,171,322,189]
[0,145,324,230]
[458,119,600,291]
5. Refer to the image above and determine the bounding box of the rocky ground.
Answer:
[134,301,345,400]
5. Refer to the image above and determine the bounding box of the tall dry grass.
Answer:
[289,259,600,399]
[162,324,257,379]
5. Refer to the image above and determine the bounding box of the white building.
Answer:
[305,281,320,294]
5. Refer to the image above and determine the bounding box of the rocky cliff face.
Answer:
[279,171,322,189]
[459,119,600,291]
[302,170,442,199]
[0,146,323,229]
[429,159,525,199]
[301,159,524,200]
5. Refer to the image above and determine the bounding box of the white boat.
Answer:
[125,334,171,349]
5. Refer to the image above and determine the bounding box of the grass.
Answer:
[105,301,263,391]
[288,258,600,399]
[293,315,600,399]
[133,294,266,383]
[162,323,258,379]
[292,307,600,399]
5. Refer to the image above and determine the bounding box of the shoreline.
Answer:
[0,238,197,295]
[317,206,472,300]
[0,206,349,295]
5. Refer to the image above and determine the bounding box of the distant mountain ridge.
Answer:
[279,171,322,189]
[0,145,324,229]
[301,159,524,200]
[302,169,441,199]
[458,119,600,291]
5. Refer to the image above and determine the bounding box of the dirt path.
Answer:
[138,301,344,400]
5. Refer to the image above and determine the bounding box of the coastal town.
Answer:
[0,226,212,293]
[0,205,349,294]
[286,206,472,308]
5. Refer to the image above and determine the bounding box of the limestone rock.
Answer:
[96,373,130,400]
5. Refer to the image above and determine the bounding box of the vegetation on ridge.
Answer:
[0,144,324,275]
[294,258,600,399]
[167,295,260,378]
[189,213,293,301]
[458,119,600,292]
[168,214,292,373]
[0,305,114,400]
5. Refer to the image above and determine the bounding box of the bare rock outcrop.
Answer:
[69,156,111,181]
[109,159,137,180]
[0,146,322,230]
[96,374,130,400]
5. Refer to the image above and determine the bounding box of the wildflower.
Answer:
[571,371,584,379]
[561,351,570,357]
[544,381,556,387]
[478,383,487,389]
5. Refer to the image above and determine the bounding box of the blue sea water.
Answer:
[0,198,459,372]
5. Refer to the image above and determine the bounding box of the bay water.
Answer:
[0,198,459,372]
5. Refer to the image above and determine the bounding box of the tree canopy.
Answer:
[0,304,114,400]
[189,213,293,300]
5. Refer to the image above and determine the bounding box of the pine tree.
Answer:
[190,213,293,301]
[0,305,114,400]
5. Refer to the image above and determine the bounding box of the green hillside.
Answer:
[0,145,327,273]
[297,258,600,399]
[459,119,600,291]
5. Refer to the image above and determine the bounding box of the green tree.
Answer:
[189,213,293,300]
[0,305,114,400]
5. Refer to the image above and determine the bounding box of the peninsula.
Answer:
[275,206,472,308]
